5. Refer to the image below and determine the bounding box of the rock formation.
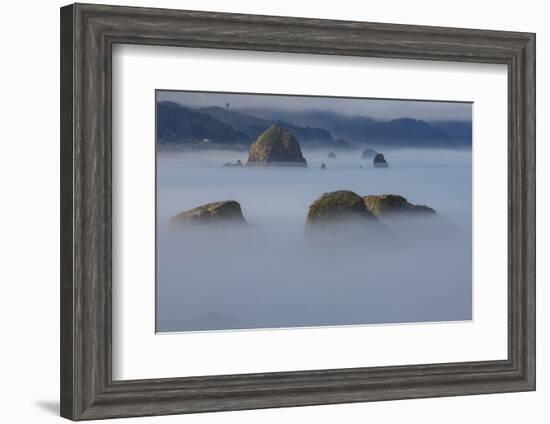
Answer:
[306,190,377,225]
[246,124,307,166]
[327,151,337,159]
[223,159,243,167]
[320,163,327,170]
[361,148,377,159]
[170,201,246,226]
[373,153,389,168]
[363,194,436,218]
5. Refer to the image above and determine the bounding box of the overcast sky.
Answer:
[157,90,472,122]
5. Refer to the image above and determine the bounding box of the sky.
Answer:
[157,90,472,122]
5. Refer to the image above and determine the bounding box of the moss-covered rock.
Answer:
[307,190,376,224]
[363,194,436,218]
[170,201,246,226]
[247,124,307,166]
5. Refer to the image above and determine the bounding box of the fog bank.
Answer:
[156,148,472,332]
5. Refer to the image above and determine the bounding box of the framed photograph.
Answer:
[60,3,535,420]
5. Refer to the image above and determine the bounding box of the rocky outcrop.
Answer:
[373,153,389,168]
[306,190,377,225]
[247,124,307,166]
[170,201,246,226]
[223,159,243,167]
[361,148,377,159]
[327,151,336,159]
[363,194,436,218]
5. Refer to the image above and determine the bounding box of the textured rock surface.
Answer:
[373,153,389,168]
[363,194,436,218]
[361,148,377,159]
[170,201,246,226]
[307,190,377,224]
[247,124,307,166]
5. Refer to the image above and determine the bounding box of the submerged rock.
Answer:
[306,190,377,225]
[373,153,389,168]
[327,151,337,160]
[170,201,246,226]
[363,194,436,218]
[247,124,307,166]
[361,148,377,159]
[223,159,243,167]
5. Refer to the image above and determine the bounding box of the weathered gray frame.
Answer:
[60,3,536,421]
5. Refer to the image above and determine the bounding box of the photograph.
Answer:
[155,90,473,333]
[0,0,541,422]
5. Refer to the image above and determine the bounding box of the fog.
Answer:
[157,90,472,121]
[156,149,472,332]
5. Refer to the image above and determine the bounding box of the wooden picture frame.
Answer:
[60,3,535,420]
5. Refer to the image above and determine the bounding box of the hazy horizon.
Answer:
[157,90,472,122]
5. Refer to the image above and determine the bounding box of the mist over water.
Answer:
[156,148,472,332]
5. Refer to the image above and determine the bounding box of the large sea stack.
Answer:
[306,191,377,225]
[363,194,436,218]
[305,190,383,241]
[170,201,246,226]
[247,124,307,167]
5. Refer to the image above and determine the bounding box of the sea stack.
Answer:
[306,190,377,225]
[363,194,436,218]
[247,124,307,167]
[373,153,389,168]
[170,201,246,226]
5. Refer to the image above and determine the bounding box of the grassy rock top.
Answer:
[247,124,307,166]
[364,194,436,217]
[170,201,246,226]
[307,190,376,224]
